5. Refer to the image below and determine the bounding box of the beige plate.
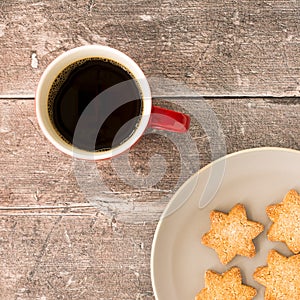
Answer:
[151,147,300,300]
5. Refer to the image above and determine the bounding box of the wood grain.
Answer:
[0,1,300,97]
[1,98,300,214]
[0,98,300,298]
[1,1,300,298]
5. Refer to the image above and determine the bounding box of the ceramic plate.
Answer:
[151,147,300,300]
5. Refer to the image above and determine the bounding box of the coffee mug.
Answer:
[36,45,190,160]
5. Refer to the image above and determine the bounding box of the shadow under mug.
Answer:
[36,45,190,160]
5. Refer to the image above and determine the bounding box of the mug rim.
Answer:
[35,45,152,160]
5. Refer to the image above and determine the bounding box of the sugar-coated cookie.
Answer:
[195,267,256,300]
[253,249,300,300]
[267,189,300,254]
[201,204,264,264]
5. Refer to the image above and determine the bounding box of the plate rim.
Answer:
[150,146,300,299]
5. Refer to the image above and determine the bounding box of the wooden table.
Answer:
[1,1,300,299]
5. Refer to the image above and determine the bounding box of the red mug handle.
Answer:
[148,106,190,133]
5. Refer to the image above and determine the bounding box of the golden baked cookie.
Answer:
[195,267,256,300]
[201,204,264,264]
[253,249,300,300]
[267,189,300,254]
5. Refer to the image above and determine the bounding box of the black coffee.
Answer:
[48,58,143,151]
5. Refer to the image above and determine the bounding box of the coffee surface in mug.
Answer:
[48,58,143,151]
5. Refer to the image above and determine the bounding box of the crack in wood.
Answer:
[0,204,94,210]
[27,213,64,281]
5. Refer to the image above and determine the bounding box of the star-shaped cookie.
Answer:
[267,189,300,253]
[253,250,300,300]
[195,267,257,300]
[201,203,264,264]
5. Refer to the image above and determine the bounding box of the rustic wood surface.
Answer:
[0,1,300,300]
[1,0,300,97]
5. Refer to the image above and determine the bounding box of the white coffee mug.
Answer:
[36,45,190,160]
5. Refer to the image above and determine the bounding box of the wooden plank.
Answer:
[1,98,300,213]
[0,1,299,97]
[1,98,300,298]
[0,215,155,299]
